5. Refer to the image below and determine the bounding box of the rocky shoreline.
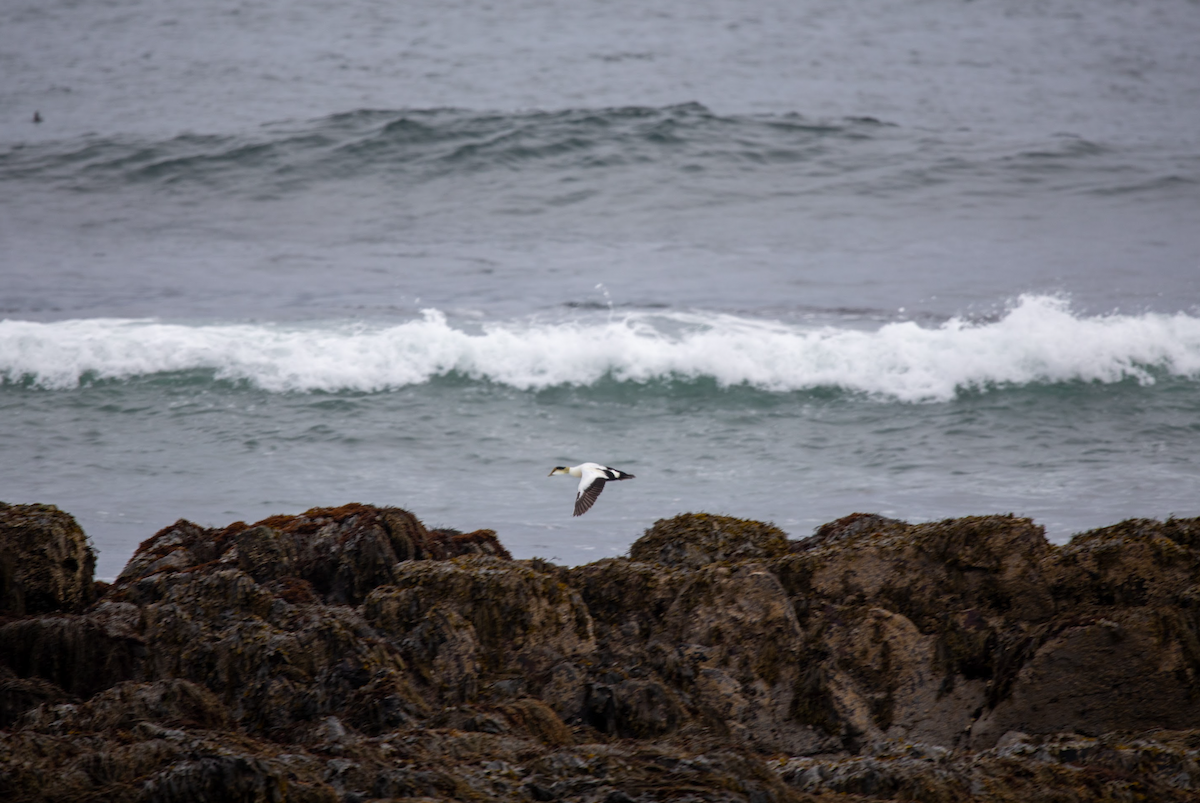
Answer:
[2,501,1199,802]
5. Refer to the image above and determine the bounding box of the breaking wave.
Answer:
[3,295,1200,402]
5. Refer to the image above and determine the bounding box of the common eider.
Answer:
[548,462,635,516]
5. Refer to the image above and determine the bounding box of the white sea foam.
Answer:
[2,296,1200,402]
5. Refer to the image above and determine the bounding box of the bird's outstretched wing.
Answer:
[574,471,607,516]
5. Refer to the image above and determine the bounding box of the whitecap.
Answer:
[3,296,1200,402]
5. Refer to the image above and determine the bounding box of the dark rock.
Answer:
[0,668,71,728]
[1050,516,1200,609]
[499,697,575,746]
[141,754,306,803]
[795,511,908,550]
[605,792,638,803]
[969,607,1200,748]
[658,564,832,753]
[778,731,1200,802]
[135,567,425,735]
[0,502,95,615]
[0,610,144,698]
[113,503,511,606]
[630,513,789,569]
[525,781,558,801]
[18,678,230,733]
[4,504,1200,802]
[584,677,685,739]
[364,556,595,706]
[767,514,1062,747]
[567,558,684,650]
[429,527,514,559]
[0,723,341,803]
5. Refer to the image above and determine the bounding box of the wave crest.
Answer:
[3,296,1199,401]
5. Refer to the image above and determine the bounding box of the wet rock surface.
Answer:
[3,503,1200,801]
[0,503,96,616]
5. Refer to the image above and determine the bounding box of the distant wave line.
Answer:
[4,104,1146,201]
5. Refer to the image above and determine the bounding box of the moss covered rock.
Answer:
[365,557,595,706]
[5,504,1200,801]
[0,609,144,701]
[566,557,686,652]
[969,607,1200,748]
[0,502,95,616]
[138,567,424,735]
[113,503,510,606]
[17,678,229,733]
[630,513,789,569]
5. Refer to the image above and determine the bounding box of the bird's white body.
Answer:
[548,462,635,516]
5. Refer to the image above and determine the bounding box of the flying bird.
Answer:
[548,462,635,516]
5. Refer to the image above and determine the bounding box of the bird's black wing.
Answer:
[574,477,607,517]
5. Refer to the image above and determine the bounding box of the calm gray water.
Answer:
[3,0,1200,579]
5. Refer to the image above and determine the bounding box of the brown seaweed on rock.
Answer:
[3,502,1200,802]
[0,503,96,616]
[112,503,510,606]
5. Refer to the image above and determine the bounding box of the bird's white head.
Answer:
[548,466,570,476]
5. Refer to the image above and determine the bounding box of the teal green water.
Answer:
[4,371,1198,579]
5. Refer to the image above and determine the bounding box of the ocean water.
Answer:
[2,0,1200,580]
